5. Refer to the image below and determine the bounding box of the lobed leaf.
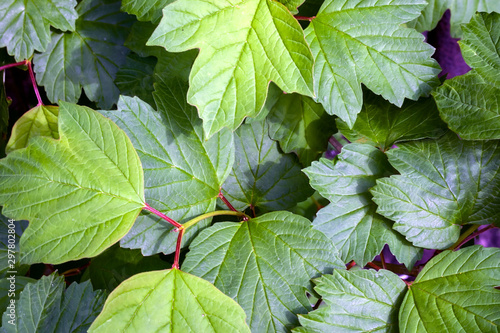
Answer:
[148,0,314,138]
[399,246,500,332]
[121,0,172,23]
[183,211,345,332]
[433,12,500,139]
[115,53,157,107]
[0,102,145,264]
[89,269,250,332]
[305,0,440,127]
[295,269,407,333]
[102,77,234,255]
[304,144,421,268]
[372,133,500,249]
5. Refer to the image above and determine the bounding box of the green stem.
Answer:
[183,210,250,230]
[448,224,480,250]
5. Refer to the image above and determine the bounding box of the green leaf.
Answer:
[399,246,500,333]
[294,269,406,333]
[0,277,36,317]
[304,145,422,268]
[183,211,345,332]
[5,105,59,154]
[304,0,440,127]
[0,102,145,264]
[89,269,250,332]
[1,274,106,333]
[148,0,314,138]
[433,12,500,140]
[0,0,78,61]
[265,84,337,166]
[33,0,134,109]
[83,244,167,292]
[371,133,500,249]
[337,91,447,150]
[115,53,157,107]
[0,210,29,278]
[221,119,313,213]
[101,78,234,255]
[121,0,172,23]
[409,0,500,37]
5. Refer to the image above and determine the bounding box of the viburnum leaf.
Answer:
[304,144,422,268]
[337,91,447,150]
[0,102,145,264]
[182,211,345,332]
[148,0,314,138]
[0,277,35,316]
[121,0,172,23]
[1,273,106,333]
[33,0,134,109]
[264,84,337,166]
[89,269,250,332]
[399,246,500,333]
[82,245,167,292]
[0,209,28,278]
[0,0,78,61]
[294,269,407,333]
[371,133,500,249]
[102,77,234,255]
[409,0,500,37]
[221,118,313,213]
[115,53,157,107]
[304,0,440,127]
[433,12,500,140]
[5,105,59,154]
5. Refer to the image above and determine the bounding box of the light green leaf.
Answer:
[372,133,500,249]
[121,0,172,23]
[5,105,59,154]
[0,0,78,61]
[409,0,500,37]
[294,269,406,333]
[183,211,345,332]
[433,12,500,139]
[0,209,28,278]
[399,246,500,333]
[0,102,145,264]
[89,269,250,333]
[83,244,167,292]
[221,119,313,213]
[33,0,134,109]
[305,0,440,127]
[337,91,447,150]
[265,84,337,166]
[115,53,157,107]
[0,277,36,316]
[102,77,234,255]
[1,274,106,333]
[304,145,421,268]
[148,0,314,138]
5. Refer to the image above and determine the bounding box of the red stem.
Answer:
[346,260,356,270]
[27,60,43,105]
[380,251,387,270]
[144,203,182,229]
[0,61,27,72]
[367,262,382,270]
[218,189,237,212]
[172,227,185,269]
[456,224,496,250]
[294,16,315,21]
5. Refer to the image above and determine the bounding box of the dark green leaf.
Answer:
[89,269,250,332]
[0,209,28,278]
[265,84,337,166]
[0,102,145,264]
[33,0,134,108]
[115,53,157,107]
[102,78,234,255]
[433,12,500,139]
[0,0,78,61]
[221,119,313,213]
[183,211,345,332]
[372,133,500,249]
[0,277,35,317]
[295,269,406,333]
[305,0,440,127]
[121,0,172,23]
[148,0,314,138]
[337,91,447,150]
[304,145,422,268]
[399,246,500,333]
